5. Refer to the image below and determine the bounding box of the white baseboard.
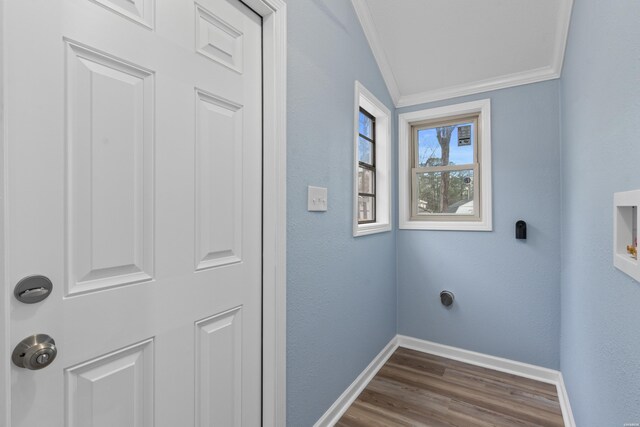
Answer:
[315,334,576,427]
[313,336,399,427]
[556,372,577,427]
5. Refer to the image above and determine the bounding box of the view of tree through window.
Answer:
[413,118,478,216]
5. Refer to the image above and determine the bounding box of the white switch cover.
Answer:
[308,186,328,212]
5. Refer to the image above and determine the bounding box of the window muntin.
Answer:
[358,108,376,223]
[411,114,480,221]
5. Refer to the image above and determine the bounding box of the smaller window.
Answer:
[399,99,492,231]
[358,108,376,224]
[353,82,391,237]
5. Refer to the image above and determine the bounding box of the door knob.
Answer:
[12,334,57,370]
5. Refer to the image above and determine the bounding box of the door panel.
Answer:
[66,338,154,427]
[6,0,262,425]
[91,0,155,29]
[65,40,155,295]
[195,3,245,73]
[195,307,242,427]
[195,89,244,270]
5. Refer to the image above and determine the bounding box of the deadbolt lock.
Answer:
[12,334,57,370]
[14,275,53,304]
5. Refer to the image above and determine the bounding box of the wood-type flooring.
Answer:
[336,347,565,427]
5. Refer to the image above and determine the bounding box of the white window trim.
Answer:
[398,99,492,231]
[353,81,392,236]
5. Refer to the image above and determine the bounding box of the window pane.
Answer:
[358,137,373,165]
[358,195,375,222]
[359,111,373,139]
[358,167,375,194]
[416,169,474,215]
[417,122,474,167]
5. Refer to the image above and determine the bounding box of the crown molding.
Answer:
[396,65,560,108]
[351,0,401,105]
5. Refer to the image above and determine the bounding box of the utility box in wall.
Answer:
[614,190,639,282]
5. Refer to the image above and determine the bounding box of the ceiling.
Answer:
[351,0,573,107]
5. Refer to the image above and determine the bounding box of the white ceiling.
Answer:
[351,0,573,107]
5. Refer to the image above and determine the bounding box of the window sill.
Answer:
[354,221,391,237]
[399,218,492,231]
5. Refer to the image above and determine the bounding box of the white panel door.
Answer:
[4,0,262,425]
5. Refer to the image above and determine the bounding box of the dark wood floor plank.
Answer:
[356,389,458,427]
[366,377,451,410]
[395,347,559,397]
[378,364,563,426]
[336,401,423,427]
[445,399,546,427]
[385,352,447,377]
[441,368,563,414]
[337,346,565,427]
[387,352,561,412]
[442,367,561,409]
[385,350,562,418]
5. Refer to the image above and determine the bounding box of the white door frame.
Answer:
[0,0,287,425]
[248,0,287,425]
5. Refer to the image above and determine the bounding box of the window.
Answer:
[412,115,478,219]
[399,99,492,231]
[358,108,376,223]
[353,81,391,236]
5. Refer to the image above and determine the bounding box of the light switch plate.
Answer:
[308,186,328,212]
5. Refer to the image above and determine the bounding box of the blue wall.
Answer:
[396,81,562,369]
[560,0,640,425]
[286,1,397,425]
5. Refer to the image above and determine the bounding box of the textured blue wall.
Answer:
[396,81,562,369]
[286,1,397,425]
[560,0,640,425]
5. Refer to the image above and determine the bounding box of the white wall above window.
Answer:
[398,99,493,231]
[353,81,391,237]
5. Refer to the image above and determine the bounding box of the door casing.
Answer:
[0,0,287,425]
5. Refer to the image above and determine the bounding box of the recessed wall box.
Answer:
[613,190,639,282]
